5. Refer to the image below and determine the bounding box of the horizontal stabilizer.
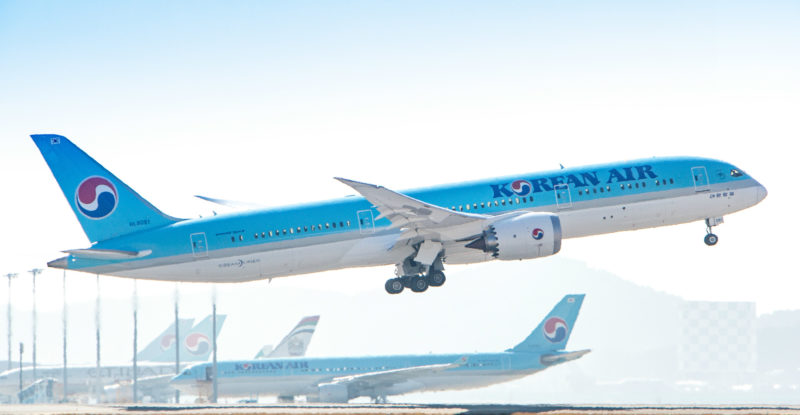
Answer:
[63,248,152,260]
[540,349,591,366]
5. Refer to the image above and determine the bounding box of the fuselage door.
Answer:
[691,166,710,192]
[357,210,375,234]
[555,184,573,209]
[190,232,208,258]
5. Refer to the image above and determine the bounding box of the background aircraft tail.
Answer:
[136,318,195,363]
[182,314,227,362]
[508,294,584,353]
[256,315,320,358]
[31,134,180,243]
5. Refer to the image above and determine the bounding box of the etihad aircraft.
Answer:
[255,316,320,359]
[171,294,588,403]
[0,314,225,402]
[32,134,767,294]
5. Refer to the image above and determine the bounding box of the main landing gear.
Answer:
[704,217,723,246]
[385,256,446,295]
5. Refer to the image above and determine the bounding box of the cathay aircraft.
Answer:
[171,294,587,403]
[32,134,767,294]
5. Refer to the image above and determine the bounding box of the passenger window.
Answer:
[261,232,265,238]
[269,231,273,237]
[670,178,674,184]
[290,228,294,234]
[494,201,499,206]
[480,202,485,208]
[465,204,470,210]
[593,188,597,194]
[254,233,258,239]
[325,223,330,229]
[311,225,315,231]
[635,183,639,189]
[641,182,646,188]
[514,198,519,204]
[332,222,337,228]
[239,235,244,241]
[231,236,235,242]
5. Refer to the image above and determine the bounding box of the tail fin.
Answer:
[31,134,180,243]
[509,294,585,353]
[136,318,195,362]
[182,314,227,362]
[257,315,320,358]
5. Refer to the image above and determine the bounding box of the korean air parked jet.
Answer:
[171,294,588,403]
[32,135,767,294]
[255,315,320,359]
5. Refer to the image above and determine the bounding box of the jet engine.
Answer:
[465,212,561,260]
[318,382,350,403]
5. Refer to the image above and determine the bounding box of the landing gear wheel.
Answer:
[385,278,404,294]
[409,276,429,293]
[704,233,719,246]
[426,271,446,287]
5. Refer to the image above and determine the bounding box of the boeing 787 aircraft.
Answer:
[171,294,588,403]
[32,134,766,294]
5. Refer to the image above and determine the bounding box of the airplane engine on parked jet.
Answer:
[318,382,350,403]
[465,212,561,260]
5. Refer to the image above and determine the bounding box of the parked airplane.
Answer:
[136,318,194,363]
[171,294,588,402]
[0,315,225,402]
[255,316,320,359]
[139,315,227,363]
[32,134,767,294]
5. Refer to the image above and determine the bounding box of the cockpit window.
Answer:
[730,169,743,177]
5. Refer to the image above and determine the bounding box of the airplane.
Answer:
[0,314,225,402]
[136,318,195,363]
[32,134,767,294]
[171,294,588,403]
[255,315,320,359]
[138,315,228,363]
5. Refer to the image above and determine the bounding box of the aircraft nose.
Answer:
[756,183,768,203]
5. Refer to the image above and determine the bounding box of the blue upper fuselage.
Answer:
[71,156,759,271]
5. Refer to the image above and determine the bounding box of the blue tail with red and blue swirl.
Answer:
[509,294,585,352]
[31,134,181,243]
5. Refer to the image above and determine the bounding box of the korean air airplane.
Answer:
[32,134,767,294]
[171,294,588,403]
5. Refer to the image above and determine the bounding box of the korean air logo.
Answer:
[543,317,568,343]
[185,333,211,355]
[159,334,176,351]
[241,363,252,371]
[510,180,532,196]
[532,228,544,240]
[75,176,118,219]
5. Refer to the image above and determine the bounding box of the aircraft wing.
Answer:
[323,356,468,393]
[336,178,524,242]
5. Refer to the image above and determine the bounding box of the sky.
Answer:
[0,0,799,400]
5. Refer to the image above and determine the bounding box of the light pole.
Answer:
[28,268,42,382]
[132,280,138,404]
[95,275,101,403]
[174,284,180,403]
[211,286,218,404]
[62,270,68,401]
[4,273,18,371]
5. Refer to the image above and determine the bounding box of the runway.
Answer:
[1,404,800,415]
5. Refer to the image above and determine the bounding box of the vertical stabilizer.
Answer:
[31,134,180,243]
[509,294,584,352]
[182,314,227,362]
[136,318,195,363]
[258,315,320,358]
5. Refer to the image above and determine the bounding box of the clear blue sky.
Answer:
[0,0,798,397]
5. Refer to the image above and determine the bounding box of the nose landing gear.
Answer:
[704,217,723,246]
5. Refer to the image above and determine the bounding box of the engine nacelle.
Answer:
[318,382,350,403]
[466,212,561,260]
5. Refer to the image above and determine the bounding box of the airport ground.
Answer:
[2,403,800,415]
